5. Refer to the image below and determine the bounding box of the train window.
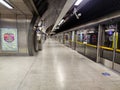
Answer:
[86,33,98,45]
[81,33,84,42]
[65,33,70,41]
[79,33,84,42]
[102,24,117,48]
[87,29,98,45]
[76,31,79,41]
[65,35,68,41]
[104,29,114,47]
[77,31,84,42]
[76,31,80,41]
[77,34,80,41]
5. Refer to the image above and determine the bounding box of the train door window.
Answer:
[87,28,98,45]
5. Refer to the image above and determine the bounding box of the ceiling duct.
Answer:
[37,1,48,17]
[24,0,48,17]
[33,0,43,9]
[32,0,48,17]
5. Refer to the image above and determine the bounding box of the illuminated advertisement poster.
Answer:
[1,28,18,51]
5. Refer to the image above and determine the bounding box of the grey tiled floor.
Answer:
[0,39,120,90]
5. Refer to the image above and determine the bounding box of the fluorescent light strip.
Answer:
[0,0,13,9]
[74,0,83,6]
[58,19,65,25]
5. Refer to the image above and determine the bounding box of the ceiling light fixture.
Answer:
[0,0,13,9]
[74,0,83,6]
[58,19,65,26]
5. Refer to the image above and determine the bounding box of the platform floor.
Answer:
[0,39,120,90]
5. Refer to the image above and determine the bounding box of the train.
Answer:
[54,12,120,72]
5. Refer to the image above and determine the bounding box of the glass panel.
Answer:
[87,28,98,45]
[64,32,70,46]
[117,22,120,49]
[115,22,120,64]
[77,30,84,42]
[100,24,116,62]
[85,27,98,61]
[102,24,116,48]
[76,30,85,54]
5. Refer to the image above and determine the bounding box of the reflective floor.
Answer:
[0,38,120,90]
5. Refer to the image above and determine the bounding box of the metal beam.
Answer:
[52,0,76,31]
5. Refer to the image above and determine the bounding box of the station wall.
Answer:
[0,14,32,55]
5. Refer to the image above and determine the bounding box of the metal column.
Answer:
[112,24,117,69]
[96,24,103,63]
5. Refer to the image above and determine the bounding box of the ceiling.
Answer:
[1,0,120,34]
[55,0,120,33]
[40,0,67,32]
[0,0,67,33]
[0,0,32,15]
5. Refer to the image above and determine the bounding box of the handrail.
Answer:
[86,44,97,48]
[100,46,113,51]
[76,41,83,45]
[116,49,120,53]
[67,41,120,53]
[76,41,97,48]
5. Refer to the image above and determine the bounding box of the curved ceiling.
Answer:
[32,0,48,17]
[41,0,67,32]
[0,0,67,34]
[55,0,120,33]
